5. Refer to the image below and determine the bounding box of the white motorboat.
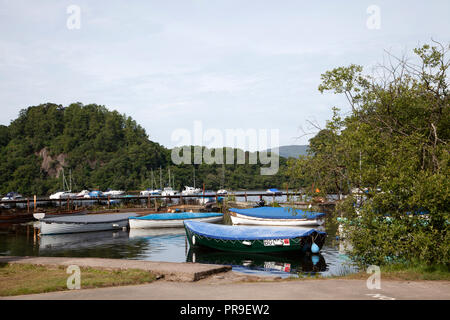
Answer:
[228,207,326,226]
[49,191,77,200]
[161,187,176,197]
[76,190,91,198]
[140,189,161,196]
[217,189,228,195]
[103,189,125,197]
[181,186,201,196]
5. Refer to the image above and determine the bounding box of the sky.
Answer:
[0,0,449,151]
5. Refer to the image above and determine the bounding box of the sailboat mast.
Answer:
[168,168,171,188]
[151,168,154,190]
[160,166,162,190]
[193,166,196,188]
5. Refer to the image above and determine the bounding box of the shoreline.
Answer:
[1,256,449,300]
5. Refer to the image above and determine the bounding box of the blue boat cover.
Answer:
[184,220,325,240]
[229,207,325,220]
[130,212,223,220]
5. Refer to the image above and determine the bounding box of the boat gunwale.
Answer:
[228,207,326,220]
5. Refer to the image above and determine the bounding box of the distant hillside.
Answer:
[0,103,292,195]
[267,145,309,159]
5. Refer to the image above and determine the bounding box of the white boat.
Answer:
[49,191,77,199]
[33,209,88,220]
[140,189,161,196]
[1,192,22,201]
[229,207,325,226]
[103,189,125,197]
[0,192,24,208]
[217,189,228,195]
[161,187,176,197]
[181,186,202,196]
[129,212,223,229]
[39,212,138,235]
[76,190,91,198]
[40,230,129,251]
[198,197,215,205]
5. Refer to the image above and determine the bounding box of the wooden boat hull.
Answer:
[184,221,326,254]
[230,212,324,226]
[129,215,222,229]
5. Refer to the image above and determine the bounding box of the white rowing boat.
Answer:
[229,207,325,226]
[39,212,138,235]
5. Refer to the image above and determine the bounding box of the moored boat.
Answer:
[140,189,161,196]
[184,221,326,253]
[229,207,325,226]
[266,188,282,195]
[33,209,88,220]
[129,212,223,229]
[161,187,176,197]
[39,212,138,235]
[103,189,125,197]
[181,186,202,196]
[49,191,77,199]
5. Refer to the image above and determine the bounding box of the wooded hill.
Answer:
[0,103,295,196]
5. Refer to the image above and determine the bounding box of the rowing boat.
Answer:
[229,207,325,226]
[39,212,138,235]
[129,212,223,229]
[184,220,326,253]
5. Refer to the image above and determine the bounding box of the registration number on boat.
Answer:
[263,239,290,246]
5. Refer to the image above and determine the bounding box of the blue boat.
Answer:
[129,211,223,229]
[184,220,326,253]
[229,207,326,226]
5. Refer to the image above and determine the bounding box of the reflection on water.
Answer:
[187,248,327,277]
[0,221,357,278]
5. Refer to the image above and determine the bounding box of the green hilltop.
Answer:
[0,103,294,196]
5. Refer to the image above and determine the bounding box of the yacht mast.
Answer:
[193,166,196,189]
[168,167,171,188]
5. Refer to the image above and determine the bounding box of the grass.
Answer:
[329,263,450,281]
[0,263,157,297]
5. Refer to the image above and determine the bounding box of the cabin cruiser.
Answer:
[49,191,77,200]
[161,187,177,197]
[181,186,201,196]
[140,189,161,196]
[1,192,22,201]
[76,190,91,198]
[103,189,125,197]
[1,192,24,208]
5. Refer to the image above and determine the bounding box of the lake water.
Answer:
[0,217,358,278]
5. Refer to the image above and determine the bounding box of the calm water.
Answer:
[0,218,357,278]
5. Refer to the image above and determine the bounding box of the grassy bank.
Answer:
[0,263,157,297]
[332,264,450,281]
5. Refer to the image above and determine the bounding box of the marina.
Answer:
[0,207,357,278]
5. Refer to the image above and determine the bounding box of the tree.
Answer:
[289,42,450,267]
